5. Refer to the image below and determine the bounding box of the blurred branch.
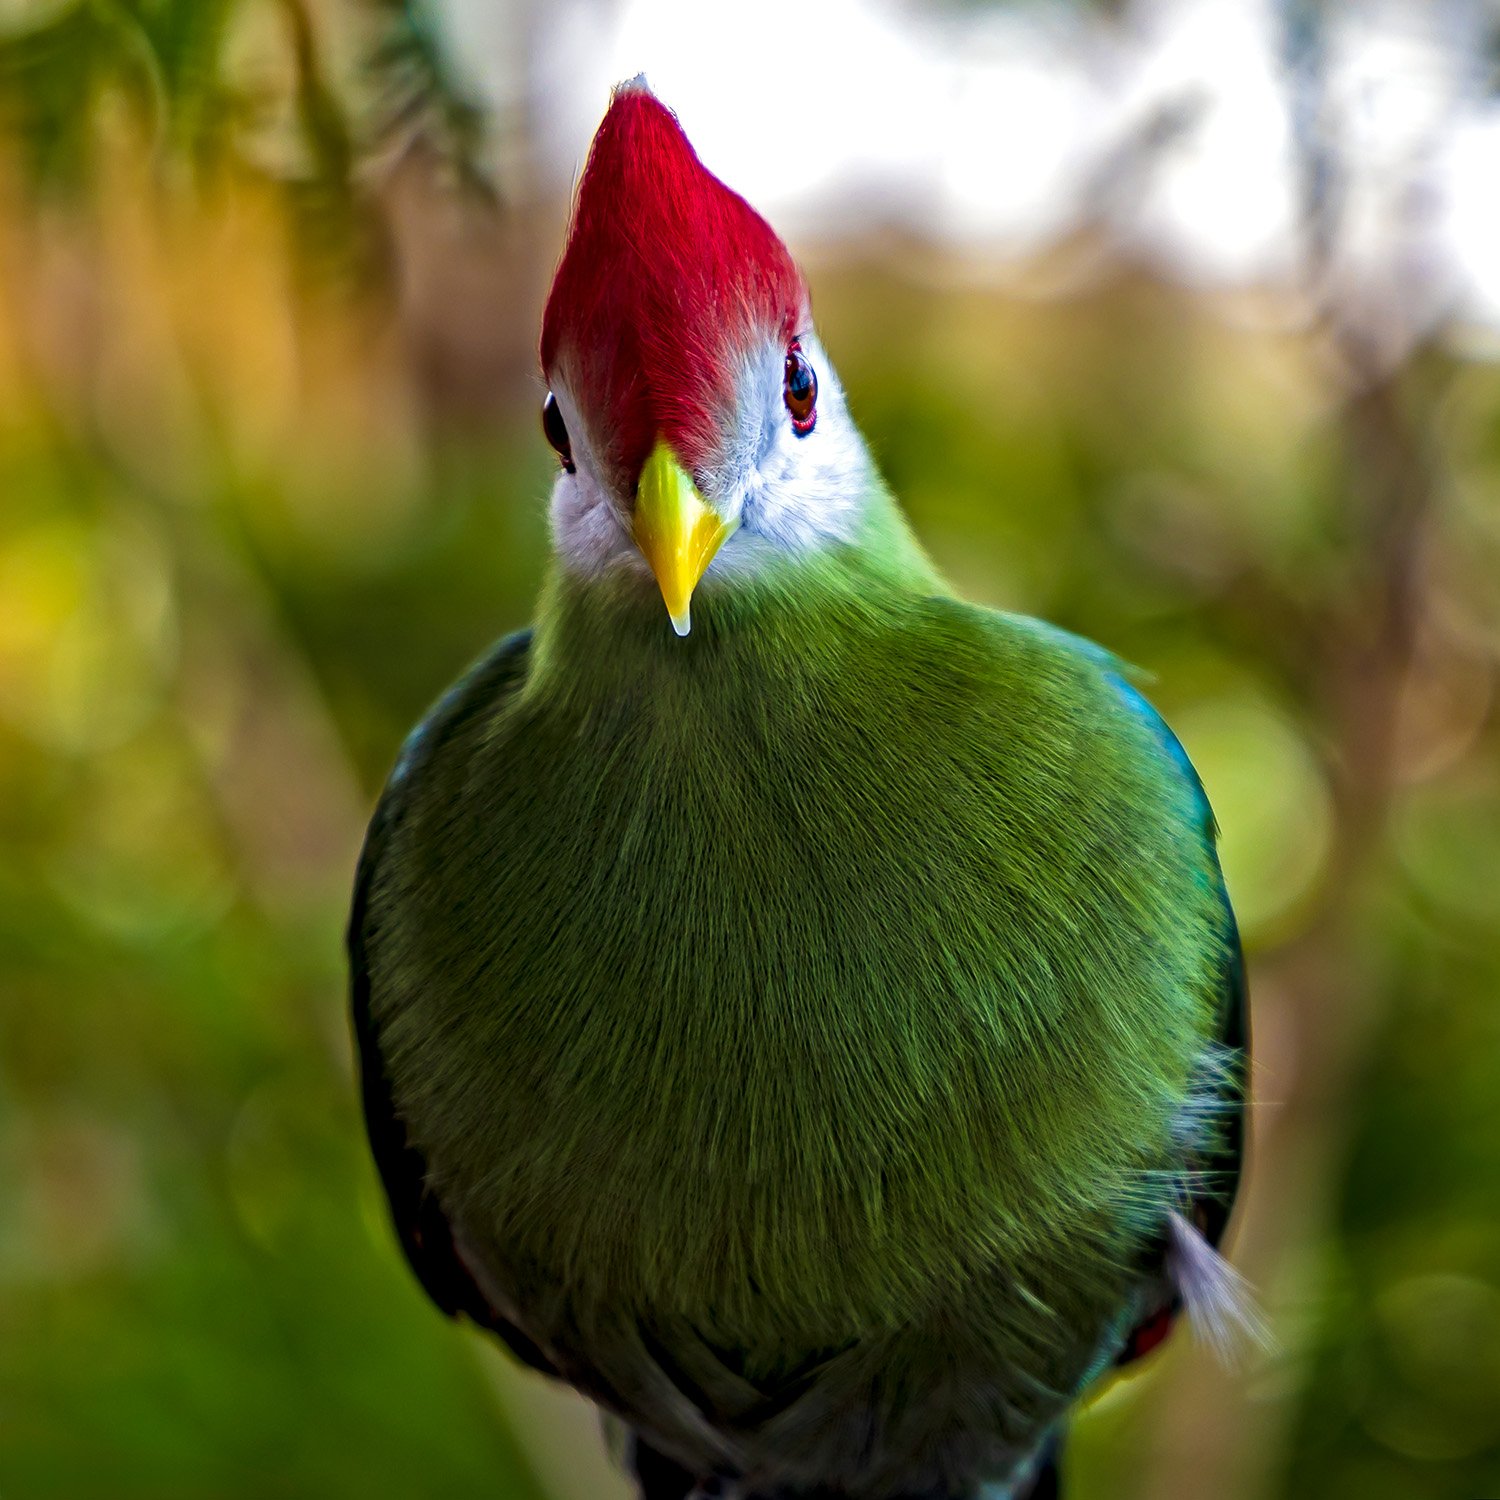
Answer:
[365,0,498,205]
[1322,368,1429,860]
[1142,6,1451,1489]
[282,0,355,191]
[1143,336,1444,1500]
[278,0,383,289]
[0,0,495,204]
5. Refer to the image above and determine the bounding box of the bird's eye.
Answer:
[784,343,817,434]
[542,392,575,473]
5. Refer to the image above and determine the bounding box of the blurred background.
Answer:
[1,0,1498,1496]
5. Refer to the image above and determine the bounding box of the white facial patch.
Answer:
[722,331,874,563]
[546,331,874,581]
[543,381,647,580]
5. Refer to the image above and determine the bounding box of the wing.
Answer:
[1005,617,1247,1243]
[1199,913,1248,1252]
[347,629,556,1376]
[1108,673,1249,1367]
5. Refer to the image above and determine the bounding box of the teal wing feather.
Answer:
[1106,673,1247,1369]
[1001,617,1247,1252]
[1109,673,1246,1240]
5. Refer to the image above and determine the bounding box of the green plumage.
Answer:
[355,486,1241,1497]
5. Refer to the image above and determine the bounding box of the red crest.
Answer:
[540,82,808,492]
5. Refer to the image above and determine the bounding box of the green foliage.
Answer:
[0,0,487,194]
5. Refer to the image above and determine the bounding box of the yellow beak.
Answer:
[632,439,737,636]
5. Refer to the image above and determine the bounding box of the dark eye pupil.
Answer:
[788,364,812,399]
[542,392,574,472]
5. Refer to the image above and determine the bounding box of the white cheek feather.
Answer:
[546,382,648,579]
[548,464,636,576]
[729,332,873,561]
[548,333,874,581]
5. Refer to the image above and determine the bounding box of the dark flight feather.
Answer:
[348,631,557,1376]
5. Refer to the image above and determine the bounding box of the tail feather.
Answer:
[1022,1430,1062,1500]
[647,1433,1066,1500]
[628,1434,700,1500]
[983,1428,1062,1500]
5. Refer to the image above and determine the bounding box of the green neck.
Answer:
[528,482,943,703]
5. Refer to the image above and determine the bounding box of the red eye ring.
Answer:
[784,342,817,434]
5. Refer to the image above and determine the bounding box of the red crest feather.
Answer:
[540,82,808,490]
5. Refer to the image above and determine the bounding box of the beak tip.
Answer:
[635,439,733,642]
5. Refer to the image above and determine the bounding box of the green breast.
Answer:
[364,558,1228,1365]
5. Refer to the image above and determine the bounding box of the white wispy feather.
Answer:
[1167,1210,1273,1366]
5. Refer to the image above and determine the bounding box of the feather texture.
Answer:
[352,78,1250,1500]
[353,503,1246,1497]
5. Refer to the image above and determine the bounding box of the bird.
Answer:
[348,78,1253,1500]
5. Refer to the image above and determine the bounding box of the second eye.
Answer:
[542,392,575,473]
[784,344,817,434]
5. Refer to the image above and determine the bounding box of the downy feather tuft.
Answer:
[1167,1210,1270,1364]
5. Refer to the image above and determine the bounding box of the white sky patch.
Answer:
[529,0,927,230]
[1312,2,1484,362]
[929,13,1106,253]
[432,0,1500,357]
[526,0,1108,248]
[1112,0,1300,286]
[1443,107,1500,338]
[522,0,1303,274]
